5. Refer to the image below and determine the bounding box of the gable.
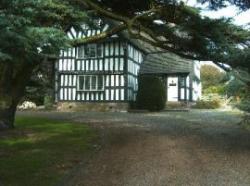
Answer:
[66,19,119,41]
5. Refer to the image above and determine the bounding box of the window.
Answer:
[78,75,104,91]
[179,77,186,87]
[78,44,103,59]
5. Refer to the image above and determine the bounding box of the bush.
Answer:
[201,64,227,90]
[192,99,221,109]
[203,85,225,95]
[225,78,246,97]
[237,99,250,113]
[136,75,166,111]
[44,95,54,109]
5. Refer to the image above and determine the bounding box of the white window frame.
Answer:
[78,44,103,59]
[77,75,105,91]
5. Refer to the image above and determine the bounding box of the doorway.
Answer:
[167,76,178,101]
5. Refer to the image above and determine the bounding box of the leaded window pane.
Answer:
[179,77,186,87]
[78,46,85,58]
[78,44,103,59]
[92,76,97,89]
[85,76,91,90]
[84,45,90,58]
[79,76,85,90]
[97,45,103,57]
[89,45,96,58]
[97,75,104,90]
[78,75,104,91]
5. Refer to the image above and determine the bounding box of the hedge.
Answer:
[136,75,166,111]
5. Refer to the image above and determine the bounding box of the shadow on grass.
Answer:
[0,117,96,186]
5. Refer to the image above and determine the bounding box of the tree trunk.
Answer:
[0,61,37,130]
[0,100,18,129]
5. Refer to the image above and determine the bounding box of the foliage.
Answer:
[192,99,221,109]
[198,0,250,10]
[0,0,89,128]
[237,100,250,112]
[44,95,54,109]
[223,69,250,113]
[201,65,227,90]
[225,77,246,97]
[0,116,96,186]
[136,75,166,111]
[24,60,55,106]
[0,0,87,62]
[203,85,226,95]
[85,0,250,71]
[24,86,45,105]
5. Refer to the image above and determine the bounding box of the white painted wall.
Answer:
[127,44,143,101]
[192,61,202,101]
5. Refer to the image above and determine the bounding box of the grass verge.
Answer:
[0,116,96,186]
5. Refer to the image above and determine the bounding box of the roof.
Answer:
[140,52,194,74]
[71,18,195,75]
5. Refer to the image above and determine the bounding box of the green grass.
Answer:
[0,117,96,186]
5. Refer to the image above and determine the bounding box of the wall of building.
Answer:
[191,60,202,101]
[55,23,144,103]
[55,21,201,105]
[55,40,127,102]
[127,44,144,101]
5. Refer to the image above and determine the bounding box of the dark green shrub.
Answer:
[192,99,221,109]
[237,99,250,113]
[225,78,246,97]
[136,75,166,111]
[44,95,54,109]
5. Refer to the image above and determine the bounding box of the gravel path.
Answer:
[18,110,250,186]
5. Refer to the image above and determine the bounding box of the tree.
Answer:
[0,0,250,129]
[76,0,250,71]
[24,60,55,106]
[0,0,87,129]
[198,0,250,10]
[201,65,226,90]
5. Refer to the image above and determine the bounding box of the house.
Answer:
[55,19,201,111]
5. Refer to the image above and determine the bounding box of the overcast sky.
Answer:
[187,0,250,26]
[185,0,250,69]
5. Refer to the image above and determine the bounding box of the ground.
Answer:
[0,117,95,186]
[17,109,250,186]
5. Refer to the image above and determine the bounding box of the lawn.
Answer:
[0,116,96,186]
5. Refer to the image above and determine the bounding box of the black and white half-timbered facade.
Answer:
[55,19,201,111]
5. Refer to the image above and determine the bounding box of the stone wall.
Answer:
[57,102,129,112]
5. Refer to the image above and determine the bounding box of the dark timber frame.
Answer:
[55,19,201,105]
[55,24,144,103]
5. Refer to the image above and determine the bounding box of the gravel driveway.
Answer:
[18,110,250,186]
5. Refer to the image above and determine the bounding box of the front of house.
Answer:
[54,19,201,111]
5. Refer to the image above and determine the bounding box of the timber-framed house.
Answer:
[55,19,201,111]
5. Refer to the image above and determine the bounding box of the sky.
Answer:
[186,0,249,70]
[187,0,250,26]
